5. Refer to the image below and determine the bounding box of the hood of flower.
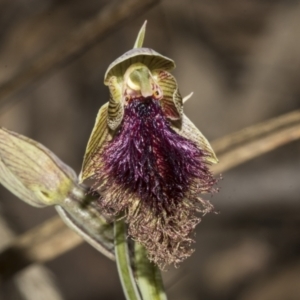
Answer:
[92,98,216,268]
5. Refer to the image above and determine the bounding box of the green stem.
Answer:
[134,242,167,300]
[114,220,141,300]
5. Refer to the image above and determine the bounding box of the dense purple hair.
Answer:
[92,98,217,267]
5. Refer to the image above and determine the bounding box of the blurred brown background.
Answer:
[0,0,300,299]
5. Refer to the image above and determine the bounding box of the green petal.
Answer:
[80,103,111,182]
[171,114,218,164]
[107,76,124,130]
[154,70,183,120]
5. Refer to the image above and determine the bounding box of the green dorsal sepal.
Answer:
[133,20,147,49]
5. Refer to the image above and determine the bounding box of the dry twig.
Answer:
[211,110,300,174]
[0,217,82,282]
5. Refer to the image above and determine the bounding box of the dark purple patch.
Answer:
[97,98,212,215]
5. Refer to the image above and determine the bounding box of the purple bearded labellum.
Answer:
[80,21,218,268]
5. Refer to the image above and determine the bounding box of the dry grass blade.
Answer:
[0,0,160,108]
[1,109,300,279]
[211,110,300,174]
[0,216,82,282]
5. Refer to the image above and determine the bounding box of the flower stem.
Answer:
[134,242,167,300]
[114,220,141,300]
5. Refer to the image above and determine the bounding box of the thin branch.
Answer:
[1,109,300,279]
[0,0,160,109]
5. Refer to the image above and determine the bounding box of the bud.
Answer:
[0,127,77,207]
